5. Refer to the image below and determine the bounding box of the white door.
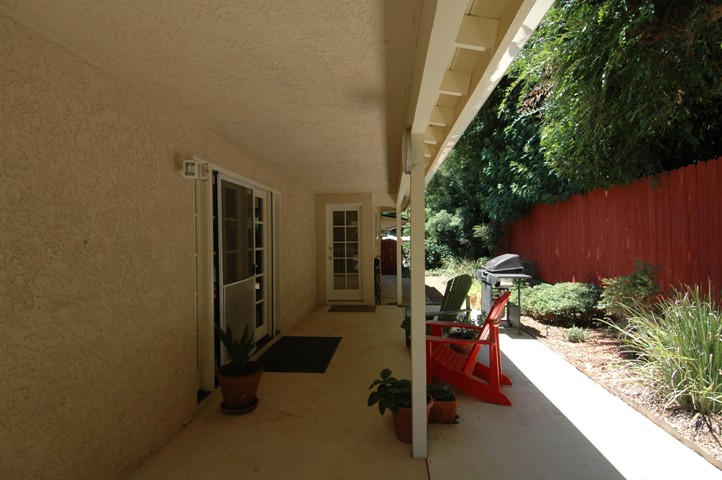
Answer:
[326,205,363,302]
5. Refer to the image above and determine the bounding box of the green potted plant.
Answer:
[367,368,433,443]
[427,384,458,424]
[215,324,263,414]
[444,313,479,355]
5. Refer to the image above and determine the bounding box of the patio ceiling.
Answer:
[0,0,551,195]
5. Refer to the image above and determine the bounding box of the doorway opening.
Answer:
[326,204,363,302]
[195,170,279,399]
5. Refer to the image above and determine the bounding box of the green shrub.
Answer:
[472,223,504,255]
[425,239,453,270]
[565,326,587,343]
[615,284,722,415]
[599,260,658,320]
[521,282,601,324]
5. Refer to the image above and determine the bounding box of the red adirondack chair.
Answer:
[426,291,512,406]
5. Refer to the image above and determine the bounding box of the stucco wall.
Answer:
[315,194,376,306]
[0,15,315,479]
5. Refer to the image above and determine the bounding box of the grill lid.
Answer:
[482,253,523,274]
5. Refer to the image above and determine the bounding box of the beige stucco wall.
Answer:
[0,14,315,479]
[315,194,376,306]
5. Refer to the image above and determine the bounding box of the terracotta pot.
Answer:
[449,343,473,356]
[392,395,433,443]
[217,361,263,413]
[429,399,458,424]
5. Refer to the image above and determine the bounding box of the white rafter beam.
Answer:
[424,126,445,145]
[429,106,454,127]
[455,15,499,51]
[439,70,471,96]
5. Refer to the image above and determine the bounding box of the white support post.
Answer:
[409,132,427,458]
[396,209,403,304]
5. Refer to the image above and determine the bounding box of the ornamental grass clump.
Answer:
[565,326,587,343]
[618,285,722,415]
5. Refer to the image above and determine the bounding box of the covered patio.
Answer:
[5,1,718,478]
[127,305,721,479]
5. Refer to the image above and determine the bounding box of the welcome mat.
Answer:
[257,336,341,373]
[328,305,376,313]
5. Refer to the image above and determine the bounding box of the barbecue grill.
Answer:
[476,254,531,328]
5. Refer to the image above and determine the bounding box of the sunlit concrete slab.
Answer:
[428,328,722,480]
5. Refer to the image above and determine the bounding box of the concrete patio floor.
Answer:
[127,304,722,479]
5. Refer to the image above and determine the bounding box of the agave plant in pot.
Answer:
[215,324,263,414]
[367,368,433,443]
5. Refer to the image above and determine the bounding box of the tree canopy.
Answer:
[426,0,722,262]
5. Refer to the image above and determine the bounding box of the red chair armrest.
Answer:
[426,335,492,346]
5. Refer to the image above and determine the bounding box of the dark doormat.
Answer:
[257,336,342,373]
[328,305,376,313]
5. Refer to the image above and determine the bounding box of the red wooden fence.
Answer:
[506,156,722,292]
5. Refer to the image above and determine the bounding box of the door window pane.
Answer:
[346,227,357,241]
[346,259,358,274]
[254,196,263,222]
[333,227,345,242]
[221,180,253,283]
[256,302,264,328]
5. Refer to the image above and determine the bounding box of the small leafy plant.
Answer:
[447,313,478,340]
[565,326,587,343]
[367,368,411,415]
[427,384,456,402]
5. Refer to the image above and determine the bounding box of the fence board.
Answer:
[507,157,722,293]
[659,173,674,290]
[690,162,709,288]
[707,158,722,291]
[643,177,657,272]
[669,168,686,287]
[687,165,701,285]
